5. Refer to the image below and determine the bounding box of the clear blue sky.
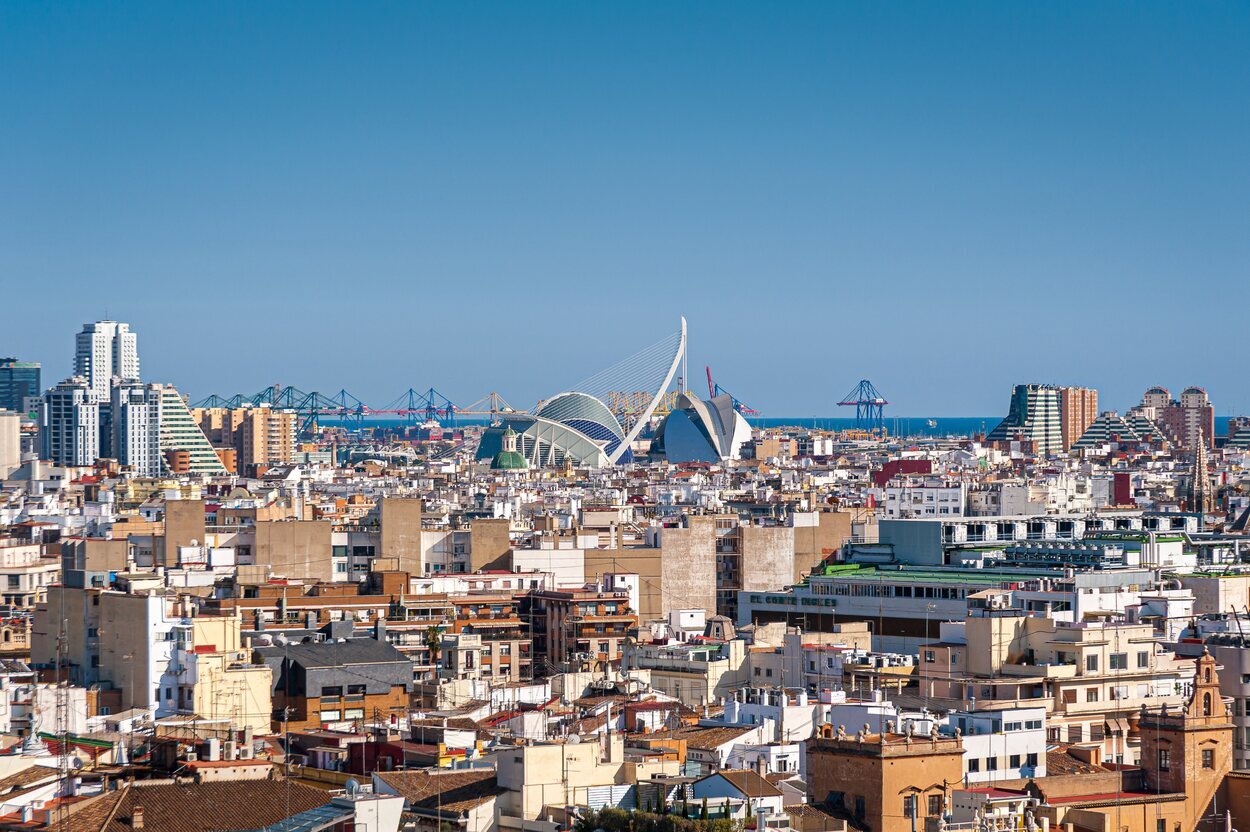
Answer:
[2,2,1247,416]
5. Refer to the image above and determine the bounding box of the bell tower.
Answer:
[1138,649,1232,832]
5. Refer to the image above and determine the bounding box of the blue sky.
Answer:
[2,2,1247,416]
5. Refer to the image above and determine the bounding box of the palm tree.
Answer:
[425,624,445,666]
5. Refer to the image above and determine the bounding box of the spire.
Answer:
[1189,428,1211,514]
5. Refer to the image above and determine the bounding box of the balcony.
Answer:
[1001,662,1077,679]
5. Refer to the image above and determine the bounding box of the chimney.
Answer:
[132,806,145,830]
[374,616,387,642]
[254,609,265,632]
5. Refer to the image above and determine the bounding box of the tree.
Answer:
[425,624,445,665]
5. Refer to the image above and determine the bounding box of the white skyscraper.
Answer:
[40,376,100,466]
[74,321,140,403]
[111,382,161,476]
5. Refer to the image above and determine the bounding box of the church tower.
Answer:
[1138,650,1232,832]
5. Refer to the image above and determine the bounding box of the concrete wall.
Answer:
[876,520,945,566]
[792,510,854,581]
[379,498,422,574]
[1181,575,1250,616]
[586,548,662,620]
[255,519,333,582]
[740,525,796,593]
[161,499,206,567]
[661,518,716,617]
[470,518,512,572]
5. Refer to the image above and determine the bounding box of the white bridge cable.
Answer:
[556,329,684,408]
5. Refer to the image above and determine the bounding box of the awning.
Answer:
[1106,718,1130,736]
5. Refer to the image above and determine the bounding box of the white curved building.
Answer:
[648,392,751,463]
[475,319,686,468]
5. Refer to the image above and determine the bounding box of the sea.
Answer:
[346,416,1236,439]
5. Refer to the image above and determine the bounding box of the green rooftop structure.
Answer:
[490,426,529,471]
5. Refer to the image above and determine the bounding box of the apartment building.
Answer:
[921,595,1195,764]
[881,479,966,519]
[193,404,300,473]
[525,585,637,673]
[624,637,749,707]
[448,592,533,683]
[31,585,191,715]
[252,621,413,731]
[0,538,58,608]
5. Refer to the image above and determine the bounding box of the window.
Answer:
[1086,655,1099,672]
[854,797,865,819]
[903,796,916,819]
[1138,651,1150,668]
[1087,688,1099,702]
[986,757,998,771]
[1109,653,1128,671]
[1202,749,1214,769]
[1025,753,1038,767]
[924,650,936,663]
[321,686,343,698]
[1010,754,1021,768]
[968,759,980,773]
[345,708,365,720]
[1157,820,1166,832]
[320,710,340,722]
[928,795,943,816]
[1158,749,1170,771]
[347,684,366,695]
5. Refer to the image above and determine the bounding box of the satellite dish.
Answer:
[567,735,582,744]
[345,778,360,795]
[274,635,288,646]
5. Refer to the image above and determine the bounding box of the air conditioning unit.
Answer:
[186,752,198,762]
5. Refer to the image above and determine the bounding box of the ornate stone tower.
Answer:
[1187,430,1213,515]
[1138,650,1232,832]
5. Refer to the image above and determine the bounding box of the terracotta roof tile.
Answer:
[83,780,332,831]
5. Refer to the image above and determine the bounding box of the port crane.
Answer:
[837,379,888,431]
[705,367,760,416]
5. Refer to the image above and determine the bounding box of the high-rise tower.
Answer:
[73,321,140,403]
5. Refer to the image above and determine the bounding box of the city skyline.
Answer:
[2,314,1242,419]
[3,4,1248,414]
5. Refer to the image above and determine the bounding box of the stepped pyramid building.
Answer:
[1072,410,1168,451]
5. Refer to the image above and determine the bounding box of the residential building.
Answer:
[39,376,98,467]
[150,383,228,474]
[175,613,273,735]
[252,621,413,731]
[947,705,1047,783]
[192,404,300,472]
[526,584,638,672]
[0,539,59,608]
[921,596,1195,764]
[625,637,749,707]
[31,585,190,715]
[986,385,1063,455]
[1059,386,1099,452]
[110,381,160,476]
[1134,386,1215,449]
